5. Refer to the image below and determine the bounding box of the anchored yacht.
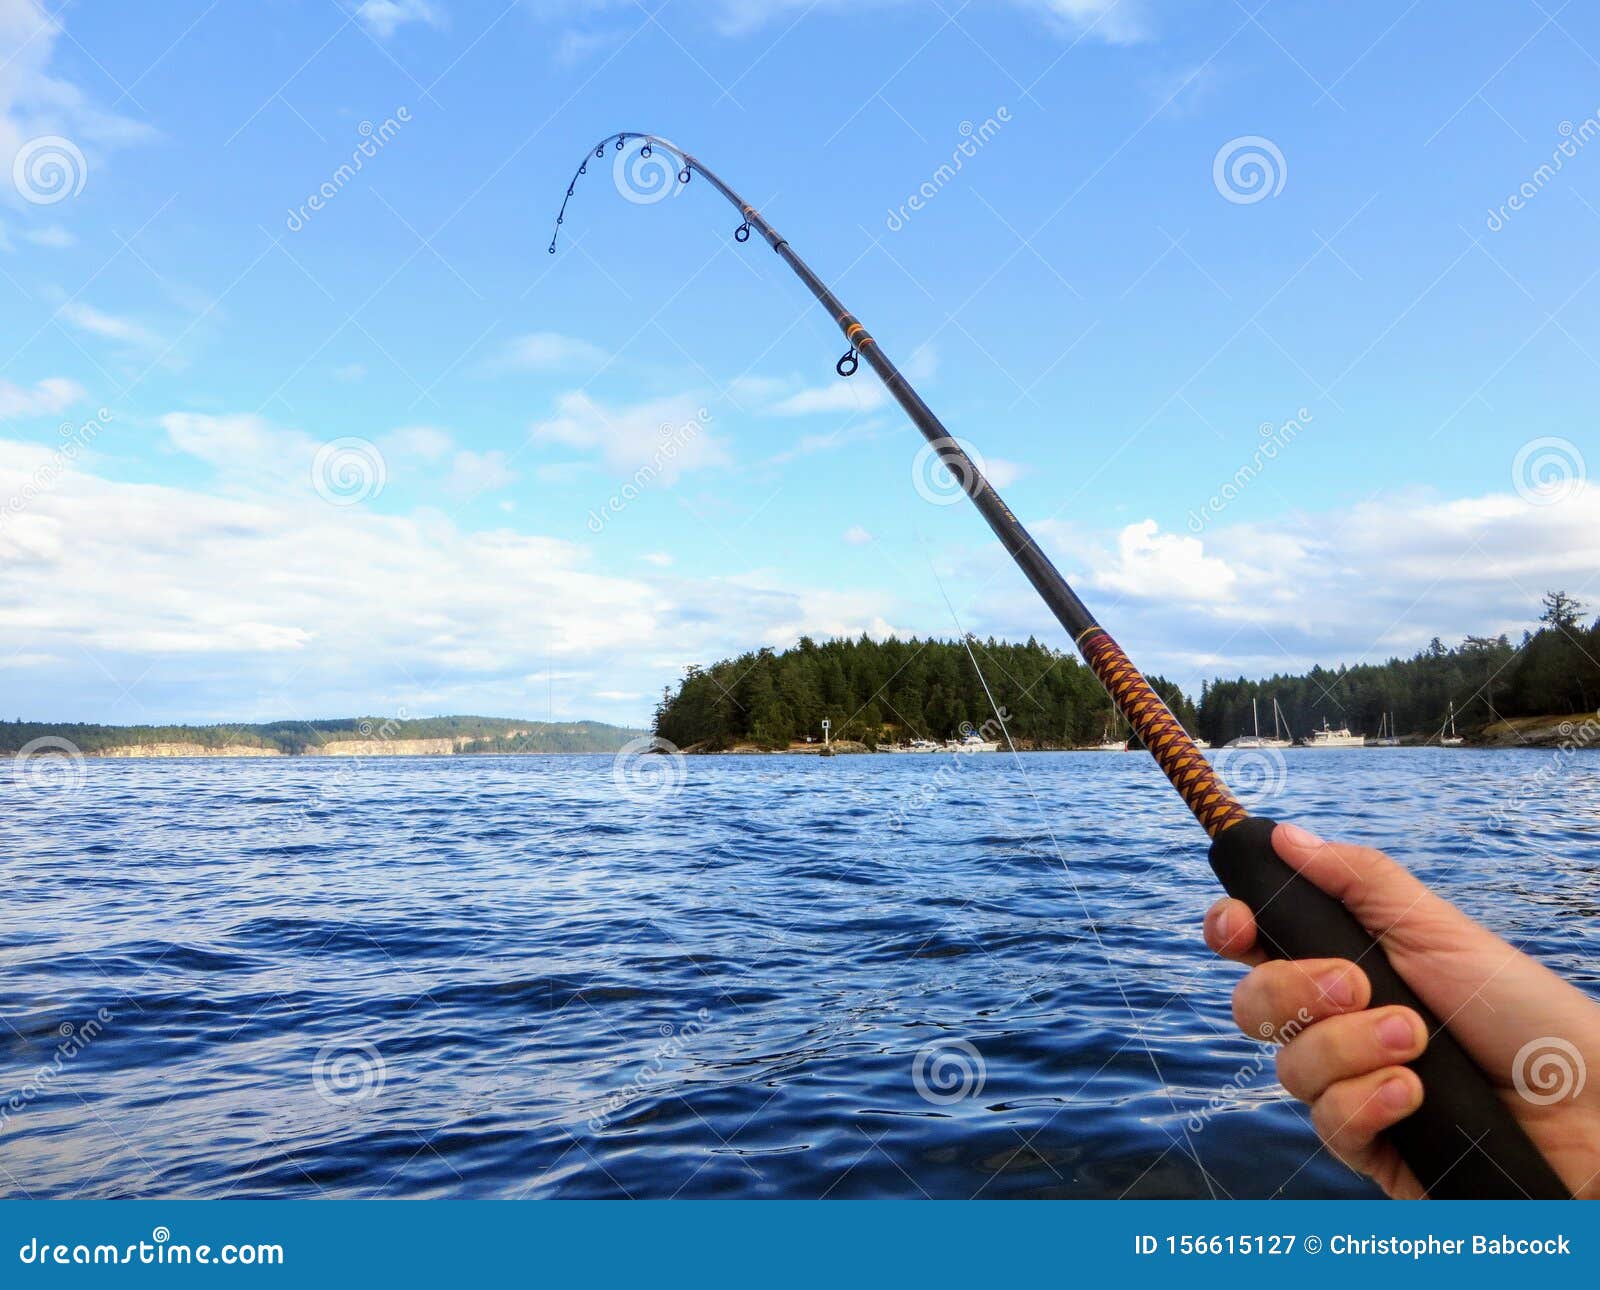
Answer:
[1301,718,1365,748]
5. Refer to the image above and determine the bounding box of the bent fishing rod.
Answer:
[550,132,1568,1200]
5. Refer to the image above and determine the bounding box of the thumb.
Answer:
[1270,821,1471,945]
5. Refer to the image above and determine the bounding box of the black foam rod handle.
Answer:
[1208,816,1568,1199]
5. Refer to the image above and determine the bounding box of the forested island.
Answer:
[652,592,1599,751]
[0,716,645,757]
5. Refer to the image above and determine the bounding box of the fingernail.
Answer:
[1279,822,1323,849]
[1379,1076,1415,1111]
[1377,1014,1417,1051]
[1319,969,1356,1008]
[1215,906,1235,942]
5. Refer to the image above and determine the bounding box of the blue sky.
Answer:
[1,0,1597,727]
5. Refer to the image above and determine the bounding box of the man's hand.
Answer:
[1202,821,1600,1198]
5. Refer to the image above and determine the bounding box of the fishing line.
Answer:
[549,130,1570,1200]
[927,554,1223,1198]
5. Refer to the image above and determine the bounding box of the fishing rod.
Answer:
[549,132,1568,1200]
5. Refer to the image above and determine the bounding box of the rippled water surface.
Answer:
[4,749,1597,1198]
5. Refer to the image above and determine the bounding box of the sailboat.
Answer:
[1225,698,1292,750]
[1441,701,1465,747]
[1372,713,1401,747]
[1078,712,1127,751]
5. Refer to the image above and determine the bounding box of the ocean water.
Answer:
[2,748,1596,1199]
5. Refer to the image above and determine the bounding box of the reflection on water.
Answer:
[1,748,1595,1198]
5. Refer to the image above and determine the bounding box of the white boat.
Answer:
[946,731,999,753]
[1301,718,1365,748]
[1079,719,1128,751]
[1441,701,1465,747]
[882,738,942,754]
[1372,713,1401,747]
[1226,698,1293,750]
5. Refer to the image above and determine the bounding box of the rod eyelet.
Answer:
[735,222,751,243]
[678,166,692,184]
[836,349,859,378]
[641,144,652,158]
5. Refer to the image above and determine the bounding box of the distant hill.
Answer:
[0,716,646,757]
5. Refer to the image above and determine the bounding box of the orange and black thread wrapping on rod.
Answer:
[1076,627,1246,837]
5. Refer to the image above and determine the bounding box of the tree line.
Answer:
[0,716,644,755]
[653,592,1598,750]
[652,634,1198,750]
[1196,591,1598,744]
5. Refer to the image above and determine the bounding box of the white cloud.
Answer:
[332,362,367,382]
[385,424,453,461]
[700,0,1147,42]
[530,390,729,482]
[766,379,886,417]
[1089,518,1239,603]
[22,224,72,247]
[58,301,163,351]
[486,331,610,373]
[642,551,673,567]
[0,375,83,419]
[843,524,873,546]
[355,0,443,39]
[1013,487,1600,686]
[0,435,902,725]
[984,457,1028,489]
[0,0,155,195]
[446,448,516,499]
